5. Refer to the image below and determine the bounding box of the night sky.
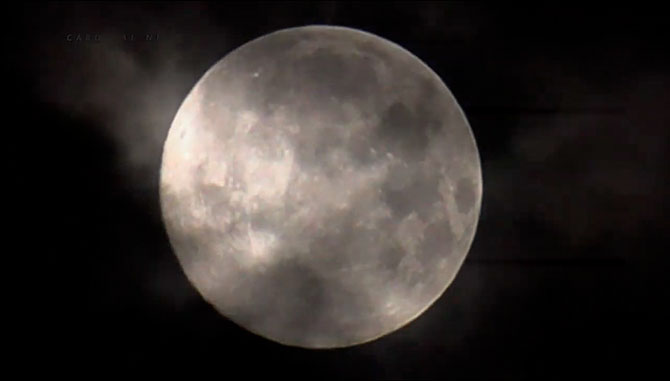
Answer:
[8,2,668,378]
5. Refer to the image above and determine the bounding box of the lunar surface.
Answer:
[160,26,482,348]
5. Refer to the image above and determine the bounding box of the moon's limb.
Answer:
[160,26,482,348]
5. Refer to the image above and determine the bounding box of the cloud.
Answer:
[480,68,668,254]
[33,2,233,192]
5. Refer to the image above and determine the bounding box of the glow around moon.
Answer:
[160,26,482,348]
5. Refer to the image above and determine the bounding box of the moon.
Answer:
[160,26,482,348]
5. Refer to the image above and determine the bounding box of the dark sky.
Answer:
[8,2,668,378]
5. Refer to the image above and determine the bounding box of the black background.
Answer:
[8,2,668,378]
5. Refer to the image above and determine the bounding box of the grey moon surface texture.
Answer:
[160,25,482,348]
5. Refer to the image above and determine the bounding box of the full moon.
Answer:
[160,26,482,348]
